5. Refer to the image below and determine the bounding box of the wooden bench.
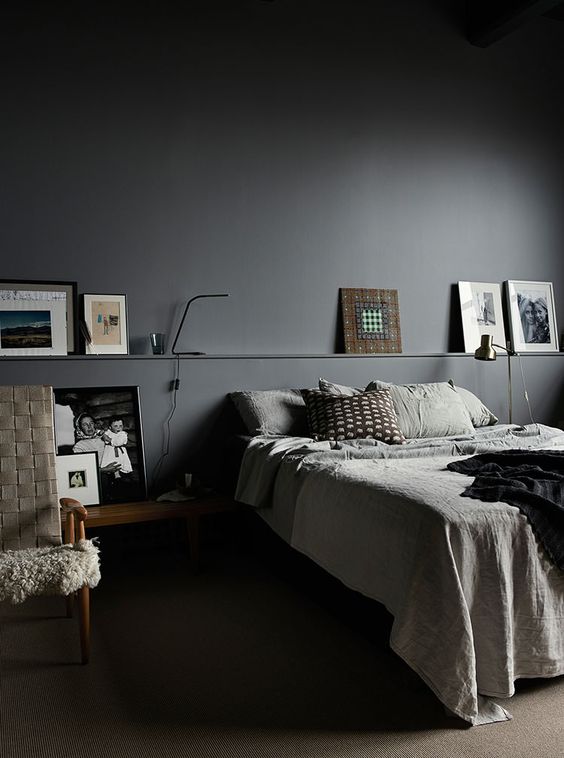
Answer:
[61,496,238,571]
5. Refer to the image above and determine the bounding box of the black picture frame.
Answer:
[53,386,147,505]
[0,279,78,354]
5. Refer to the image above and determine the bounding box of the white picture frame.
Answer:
[82,293,128,355]
[458,281,507,353]
[505,280,559,353]
[56,452,101,506]
[0,289,68,356]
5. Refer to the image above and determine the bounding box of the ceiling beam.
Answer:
[467,0,563,46]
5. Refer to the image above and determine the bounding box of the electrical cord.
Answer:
[150,354,181,491]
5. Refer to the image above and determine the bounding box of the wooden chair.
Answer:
[0,385,100,664]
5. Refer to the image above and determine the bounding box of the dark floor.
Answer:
[1,515,563,758]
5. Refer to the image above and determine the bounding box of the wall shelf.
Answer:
[1,352,563,362]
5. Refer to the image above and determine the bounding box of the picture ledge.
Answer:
[1,352,563,361]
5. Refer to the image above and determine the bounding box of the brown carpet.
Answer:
[1,531,564,758]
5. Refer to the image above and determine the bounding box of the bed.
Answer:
[229,381,564,725]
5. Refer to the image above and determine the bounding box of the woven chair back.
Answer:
[0,385,61,551]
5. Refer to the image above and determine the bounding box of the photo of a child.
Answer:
[100,418,133,480]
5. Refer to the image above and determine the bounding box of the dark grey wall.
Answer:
[1,1,564,488]
[2,0,563,353]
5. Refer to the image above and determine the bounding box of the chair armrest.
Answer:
[60,498,88,521]
[60,498,88,543]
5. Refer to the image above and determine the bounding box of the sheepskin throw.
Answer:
[0,385,61,551]
[0,539,101,604]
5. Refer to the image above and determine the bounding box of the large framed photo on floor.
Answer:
[53,386,147,504]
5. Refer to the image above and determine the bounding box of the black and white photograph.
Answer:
[53,386,147,505]
[506,280,559,353]
[68,469,87,488]
[473,290,496,325]
[55,452,101,506]
[458,281,506,353]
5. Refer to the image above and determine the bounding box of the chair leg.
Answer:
[78,585,90,664]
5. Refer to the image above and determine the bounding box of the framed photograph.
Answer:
[82,294,128,354]
[458,281,507,353]
[0,288,68,356]
[55,452,101,506]
[505,281,559,353]
[53,386,147,505]
[0,280,77,353]
[340,288,402,353]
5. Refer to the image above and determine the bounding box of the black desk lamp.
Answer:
[474,334,516,424]
[171,294,229,355]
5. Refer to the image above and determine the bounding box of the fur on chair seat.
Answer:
[0,540,101,604]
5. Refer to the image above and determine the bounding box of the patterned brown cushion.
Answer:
[302,389,406,444]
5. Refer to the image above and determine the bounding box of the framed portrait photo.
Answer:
[56,452,101,506]
[340,288,402,353]
[0,280,77,353]
[53,386,147,505]
[505,281,559,353]
[0,287,68,356]
[82,294,128,354]
[458,281,507,353]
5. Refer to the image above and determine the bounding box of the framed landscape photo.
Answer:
[505,280,559,353]
[56,452,101,506]
[458,281,507,353]
[53,386,147,505]
[340,288,402,353]
[82,294,128,354]
[0,280,77,353]
[0,287,68,356]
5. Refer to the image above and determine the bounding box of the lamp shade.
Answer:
[474,334,496,361]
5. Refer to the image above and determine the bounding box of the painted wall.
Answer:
[1,1,563,487]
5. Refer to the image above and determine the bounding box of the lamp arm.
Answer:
[491,342,517,357]
[171,294,229,355]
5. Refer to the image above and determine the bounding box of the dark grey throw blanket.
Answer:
[448,450,564,570]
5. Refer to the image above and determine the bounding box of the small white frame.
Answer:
[82,293,128,355]
[56,452,101,506]
[458,281,507,353]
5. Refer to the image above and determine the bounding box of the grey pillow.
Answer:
[365,380,474,439]
[448,380,498,427]
[229,389,308,436]
[318,377,363,396]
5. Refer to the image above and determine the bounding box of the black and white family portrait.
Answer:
[53,386,147,504]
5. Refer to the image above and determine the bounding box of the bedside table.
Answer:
[61,496,239,571]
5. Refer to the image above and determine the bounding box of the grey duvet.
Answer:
[235,424,564,725]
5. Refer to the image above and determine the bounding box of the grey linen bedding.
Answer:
[235,424,564,725]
